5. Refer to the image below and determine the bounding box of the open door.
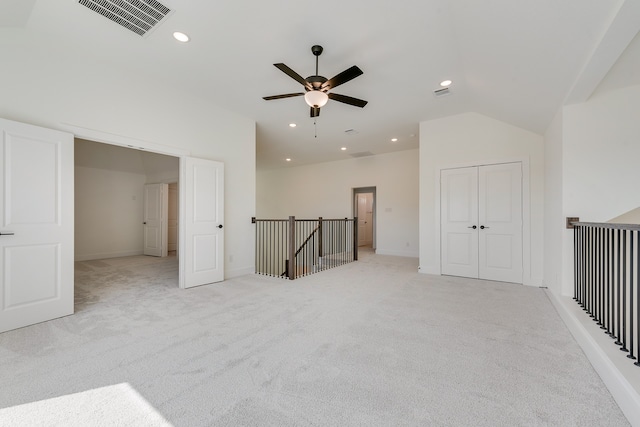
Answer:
[180,157,224,288]
[0,118,74,333]
[143,183,168,257]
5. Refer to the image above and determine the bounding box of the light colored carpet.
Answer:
[0,251,630,426]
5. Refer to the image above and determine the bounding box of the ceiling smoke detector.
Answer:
[78,0,173,37]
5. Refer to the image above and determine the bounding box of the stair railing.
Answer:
[252,216,358,279]
[573,221,640,367]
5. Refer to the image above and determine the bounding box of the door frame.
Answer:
[436,158,532,286]
[61,124,195,287]
[352,187,376,250]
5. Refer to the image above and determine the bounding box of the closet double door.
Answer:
[441,162,522,283]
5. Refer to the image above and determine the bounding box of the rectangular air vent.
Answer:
[78,0,173,37]
[433,87,451,97]
[350,151,374,158]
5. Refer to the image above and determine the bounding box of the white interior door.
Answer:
[441,167,479,278]
[143,183,167,257]
[180,157,224,289]
[0,118,74,333]
[441,163,522,283]
[478,163,523,283]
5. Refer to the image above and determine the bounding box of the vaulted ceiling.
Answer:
[2,0,639,169]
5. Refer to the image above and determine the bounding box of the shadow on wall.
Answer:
[608,207,640,224]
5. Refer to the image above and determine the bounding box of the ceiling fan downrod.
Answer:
[311,45,323,76]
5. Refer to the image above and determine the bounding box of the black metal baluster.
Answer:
[635,230,640,366]
[599,227,605,327]
[629,231,636,359]
[621,230,629,352]
[604,228,613,334]
[595,227,601,324]
[616,229,623,345]
[574,224,578,301]
[579,226,585,307]
[609,229,620,338]
[587,227,595,318]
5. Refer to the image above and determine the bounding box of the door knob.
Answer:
[218,224,223,229]
[143,222,147,224]
[467,225,477,229]
[480,225,489,229]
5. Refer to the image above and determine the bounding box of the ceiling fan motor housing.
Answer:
[306,75,328,91]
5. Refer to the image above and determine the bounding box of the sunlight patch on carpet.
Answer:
[0,383,172,426]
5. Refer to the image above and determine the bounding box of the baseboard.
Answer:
[225,266,254,279]
[374,249,419,258]
[419,266,440,275]
[75,250,144,261]
[547,291,640,426]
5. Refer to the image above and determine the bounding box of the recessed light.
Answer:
[341,147,347,151]
[289,123,297,128]
[285,158,292,162]
[391,138,398,142]
[440,80,452,87]
[173,32,190,43]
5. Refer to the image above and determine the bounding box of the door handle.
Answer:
[0,231,15,236]
[467,225,477,229]
[143,222,147,225]
[218,224,223,229]
[480,225,489,229]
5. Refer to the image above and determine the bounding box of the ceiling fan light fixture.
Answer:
[304,90,328,108]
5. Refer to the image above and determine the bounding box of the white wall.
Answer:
[419,112,544,285]
[75,166,146,260]
[559,84,640,295]
[256,149,419,257]
[543,110,564,295]
[0,36,256,278]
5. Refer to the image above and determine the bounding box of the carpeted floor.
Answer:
[0,251,631,426]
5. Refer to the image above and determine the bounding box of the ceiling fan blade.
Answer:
[328,93,368,108]
[263,93,305,100]
[321,66,363,90]
[310,106,320,117]
[274,63,311,89]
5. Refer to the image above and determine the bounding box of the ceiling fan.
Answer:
[263,45,368,117]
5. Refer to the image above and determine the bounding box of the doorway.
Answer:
[353,187,376,249]
[440,162,523,283]
[75,139,181,290]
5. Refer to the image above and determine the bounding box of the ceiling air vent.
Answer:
[78,0,173,37]
[350,151,374,158]
[433,87,451,98]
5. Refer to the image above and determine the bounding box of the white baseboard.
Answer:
[75,250,144,261]
[374,249,419,258]
[225,266,254,279]
[547,291,640,426]
[419,266,440,275]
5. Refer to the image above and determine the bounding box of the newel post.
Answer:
[318,217,323,258]
[353,217,358,261]
[288,216,296,280]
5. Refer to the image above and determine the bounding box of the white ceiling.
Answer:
[3,0,639,169]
